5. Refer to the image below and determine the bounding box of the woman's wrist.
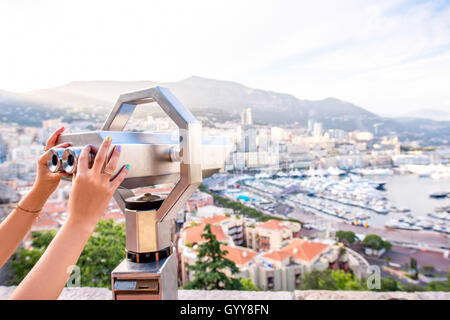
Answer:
[19,185,52,212]
[32,179,57,199]
[65,214,99,236]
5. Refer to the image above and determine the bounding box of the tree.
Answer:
[297,269,363,291]
[425,280,449,292]
[11,247,46,285]
[404,270,449,292]
[204,185,302,225]
[11,230,58,284]
[385,255,392,264]
[378,277,400,292]
[360,275,400,292]
[76,219,126,287]
[298,269,431,292]
[297,269,338,290]
[409,257,418,280]
[401,283,425,292]
[331,270,361,290]
[240,278,259,291]
[383,240,392,251]
[422,270,449,292]
[11,219,126,288]
[422,265,435,277]
[335,230,357,244]
[362,234,391,251]
[30,230,57,249]
[184,224,243,290]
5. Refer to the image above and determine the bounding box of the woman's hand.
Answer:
[33,126,71,198]
[0,127,72,269]
[67,136,129,229]
[9,137,129,300]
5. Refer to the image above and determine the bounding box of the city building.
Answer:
[222,245,258,270]
[178,215,347,291]
[246,239,345,291]
[355,131,374,141]
[11,144,43,162]
[246,219,301,251]
[184,191,214,213]
[42,118,65,129]
[186,212,245,246]
[270,127,285,142]
[233,124,280,169]
[241,108,253,126]
[0,134,5,163]
[178,221,228,285]
[189,205,234,219]
[313,122,323,138]
[307,119,315,135]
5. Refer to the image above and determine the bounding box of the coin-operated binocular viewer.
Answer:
[48,87,231,300]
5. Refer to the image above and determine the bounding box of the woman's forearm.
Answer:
[9,136,128,300]
[0,127,70,268]
[0,186,52,268]
[9,217,96,300]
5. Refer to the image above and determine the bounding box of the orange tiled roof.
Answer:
[222,245,257,265]
[263,250,291,262]
[32,214,60,229]
[281,239,328,261]
[185,224,226,244]
[41,202,67,214]
[258,219,289,231]
[135,187,173,195]
[200,215,230,225]
[102,210,124,222]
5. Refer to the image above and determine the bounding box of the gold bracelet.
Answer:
[15,203,42,217]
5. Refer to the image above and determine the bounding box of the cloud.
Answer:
[0,0,449,114]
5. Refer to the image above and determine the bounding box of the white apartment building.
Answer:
[246,219,301,252]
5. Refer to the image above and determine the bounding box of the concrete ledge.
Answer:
[179,290,295,300]
[0,286,112,300]
[1,286,449,300]
[293,290,450,300]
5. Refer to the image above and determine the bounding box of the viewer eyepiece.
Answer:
[61,147,94,174]
[46,148,66,173]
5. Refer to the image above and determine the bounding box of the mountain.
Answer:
[27,76,378,127]
[0,76,449,144]
[29,80,158,113]
[0,89,67,126]
[398,108,450,122]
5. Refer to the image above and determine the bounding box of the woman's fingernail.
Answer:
[106,136,112,143]
[126,164,130,170]
[117,145,121,152]
[62,175,69,178]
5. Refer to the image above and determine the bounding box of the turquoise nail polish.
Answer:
[126,164,130,170]
[117,145,121,152]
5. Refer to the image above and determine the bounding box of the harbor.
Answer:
[206,169,450,244]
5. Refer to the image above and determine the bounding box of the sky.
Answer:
[0,0,449,115]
